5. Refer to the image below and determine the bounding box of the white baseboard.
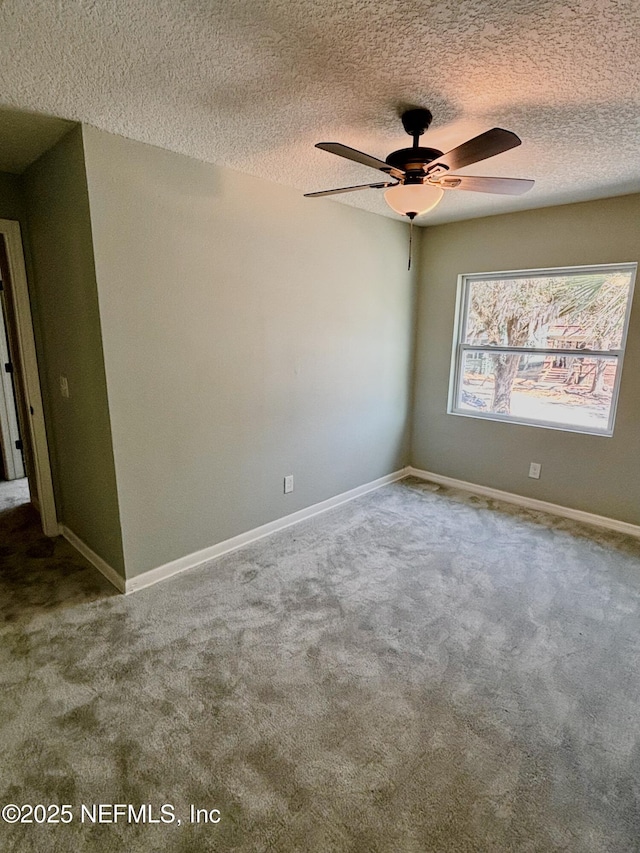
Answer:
[58,466,639,595]
[126,467,410,594]
[407,467,640,539]
[59,525,126,593]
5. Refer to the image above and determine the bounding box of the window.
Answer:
[449,263,637,436]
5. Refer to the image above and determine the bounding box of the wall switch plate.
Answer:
[529,462,541,479]
[59,375,69,398]
[284,474,294,494]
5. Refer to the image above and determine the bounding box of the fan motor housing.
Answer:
[385,146,444,179]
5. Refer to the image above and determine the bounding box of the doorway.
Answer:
[0,276,25,481]
[0,220,57,536]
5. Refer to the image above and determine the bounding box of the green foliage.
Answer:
[467,272,631,351]
[465,270,633,411]
[553,273,630,349]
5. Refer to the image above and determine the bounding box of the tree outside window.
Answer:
[449,264,636,435]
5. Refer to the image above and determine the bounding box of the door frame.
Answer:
[0,218,58,535]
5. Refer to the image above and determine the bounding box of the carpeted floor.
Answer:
[2,476,640,852]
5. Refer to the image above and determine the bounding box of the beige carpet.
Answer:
[2,476,640,852]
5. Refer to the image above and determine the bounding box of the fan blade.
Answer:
[304,181,396,198]
[435,175,535,195]
[316,142,405,180]
[426,128,522,176]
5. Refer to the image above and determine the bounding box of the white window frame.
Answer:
[448,262,637,437]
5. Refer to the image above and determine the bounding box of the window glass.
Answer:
[450,265,636,435]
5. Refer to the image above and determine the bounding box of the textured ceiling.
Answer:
[0,0,639,225]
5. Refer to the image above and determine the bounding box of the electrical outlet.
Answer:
[284,474,294,494]
[528,462,541,479]
[59,375,69,398]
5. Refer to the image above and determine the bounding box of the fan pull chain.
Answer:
[407,212,416,270]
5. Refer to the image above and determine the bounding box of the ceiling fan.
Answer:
[305,108,534,220]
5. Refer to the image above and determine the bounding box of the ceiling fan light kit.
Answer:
[384,182,444,217]
[305,107,534,221]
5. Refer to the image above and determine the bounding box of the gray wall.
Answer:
[412,194,640,526]
[0,172,34,326]
[0,172,27,223]
[82,127,416,578]
[22,127,125,575]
